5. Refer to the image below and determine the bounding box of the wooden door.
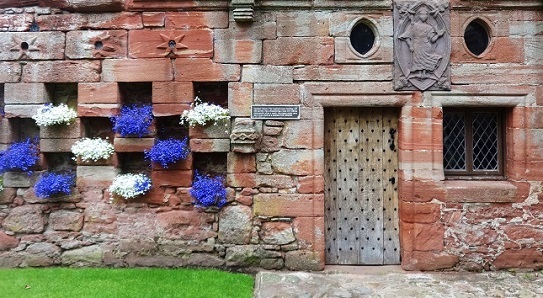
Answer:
[324,107,400,265]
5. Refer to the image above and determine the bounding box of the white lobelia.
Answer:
[108,173,152,200]
[32,103,77,127]
[180,97,230,127]
[71,138,114,163]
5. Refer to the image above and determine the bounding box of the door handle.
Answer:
[389,128,396,151]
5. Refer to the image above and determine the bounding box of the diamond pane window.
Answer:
[443,109,504,177]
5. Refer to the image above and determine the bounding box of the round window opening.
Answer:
[464,19,490,56]
[350,22,376,56]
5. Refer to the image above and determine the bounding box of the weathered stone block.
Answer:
[214,20,277,41]
[3,205,45,233]
[77,104,119,117]
[242,65,293,83]
[0,231,19,251]
[400,222,444,252]
[39,138,77,152]
[153,103,190,117]
[174,59,241,82]
[277,11,330,37]
[0,187,16,204]
[228,82,253,117]
[4,104,43,118]
[226,173,256,188]
[190,138,231,152]
[0,32,65,61]
[66,30,127,59]
[293,64,392,81]
[189,119,231,139]
[76,166,119,188]
[0,13,33,32]
[260,222,295,245]
[225,245,282,267]
[61,245,103,267]
[400,202,440,224]
[214,39,262,64]
[227,152,256,173]
[113,137,154,152]
[0,62,22,82]
[78,83,120,104]
[256,175,295,189]
[271,149,324,176]
[129,29,213,58]
[402,251,459,271]
[284,250,324,271]
[164,11,229,29]
[151,170,192,187]
[49,210,84,232]
[493,248,543,270]
[451,36,524,63]
[102,59,173,82]
[152,82,193,104]
[40,119,83,139]
[156,210,216,241]
[292,216,325,251]
[296,176,325,194]
[218,205,252,244]
[253,194,324,217]
[4,83,50,105]
[45,0,125,13]
[142,12,165,27]
[282,120,324,149]
[253,83,300,105]
[36,12,143,31]
[263,37,334,65]
[3,172,39,188]
[83,203,118,234]
[22,61,100,83]
[23,243,60,267]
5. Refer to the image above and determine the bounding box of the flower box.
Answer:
[188,118,231,139]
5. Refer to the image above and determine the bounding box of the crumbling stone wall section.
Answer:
[0,0,542,271]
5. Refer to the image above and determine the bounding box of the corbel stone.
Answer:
[232,0,255,22]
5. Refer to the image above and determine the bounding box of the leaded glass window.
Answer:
[443,108,504,177]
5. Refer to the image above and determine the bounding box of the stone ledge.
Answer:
[443,180,518,203]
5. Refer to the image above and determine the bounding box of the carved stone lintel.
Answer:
[394,1,451,91]
[230,118,262,153]
[232,0,255,22]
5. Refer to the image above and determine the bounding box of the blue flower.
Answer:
[0,139,39,174]
[144,138,190,168]
[34,172,74,199]
[111,105,154,137]
[190,171,227,208]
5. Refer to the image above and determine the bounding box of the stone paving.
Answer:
[254,266,543,298]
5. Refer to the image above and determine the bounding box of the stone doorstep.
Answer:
[254,270,543,298]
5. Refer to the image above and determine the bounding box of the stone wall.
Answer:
[0,0,542,271]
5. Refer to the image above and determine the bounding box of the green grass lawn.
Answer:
[0,268,254,298]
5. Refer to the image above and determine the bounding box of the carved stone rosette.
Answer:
[394,1,451,91]
[230,118,261,153]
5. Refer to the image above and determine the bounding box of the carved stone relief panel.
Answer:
[394,1,451,91]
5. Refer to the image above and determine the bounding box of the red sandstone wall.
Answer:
[0,0,542,271]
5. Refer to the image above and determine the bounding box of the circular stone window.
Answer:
[464,19,491,56]
[350,21,376,56]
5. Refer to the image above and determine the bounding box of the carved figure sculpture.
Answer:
[398,7,445,79]
[394,1,451,91]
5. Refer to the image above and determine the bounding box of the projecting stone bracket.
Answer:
[231,0,255,22]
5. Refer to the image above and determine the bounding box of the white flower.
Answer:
[180,97,230,127]
[71,138,114,162]
[32,103,77,127]
[109,173,152,199]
